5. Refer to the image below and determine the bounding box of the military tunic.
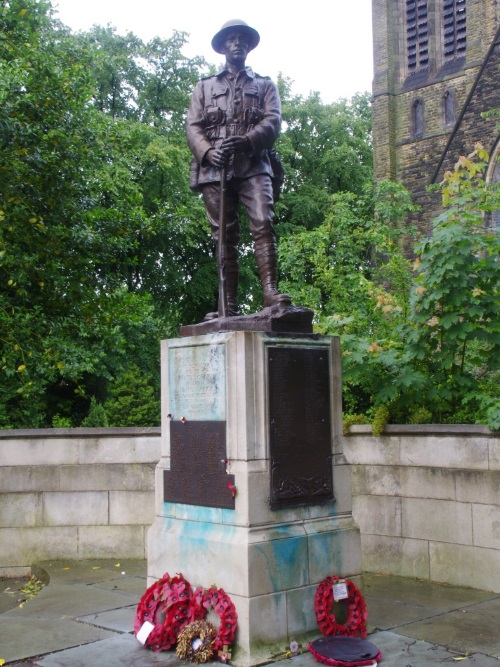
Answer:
[186,66,281,188]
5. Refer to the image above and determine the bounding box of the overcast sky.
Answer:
[53,0,374,104]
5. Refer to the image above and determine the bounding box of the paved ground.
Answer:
[1,560,499,666]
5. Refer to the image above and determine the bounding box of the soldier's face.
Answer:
[223,31,250,65]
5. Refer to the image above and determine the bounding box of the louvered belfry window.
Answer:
[407,0,429,71]
[443,0,467,59]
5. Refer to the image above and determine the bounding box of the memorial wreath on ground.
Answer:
[134,572,238,662]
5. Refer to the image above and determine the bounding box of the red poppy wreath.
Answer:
[314,576,367,639]
[190,585,238,652]
[134,573,192,652]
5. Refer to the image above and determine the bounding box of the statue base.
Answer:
[148,331,361,666]
[179,304,314,337]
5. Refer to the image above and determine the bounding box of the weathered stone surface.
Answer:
[456,469,500,504]
[150,331,354,667]
[248,535,309,596]
[59,463,155,491]
[43,491,108,527]
[0,465,60,492]
[472,503,500,549]
[0,492,43,527]
[361,534,430,579]
[0,617,116,663]
[430,541,500,592]
[109,490,155,525]
[77,525,146,559]
[488,438,500,471]
[372,0,500,232]
[307,519,361,583]
[351,464,401,496]
[286,585,317,635]
[331,460,353,513]
[402,497,473,544]
[353,495,402,537]
[37,634,178,666]
[344,435,400,466]
[401,466,456,500]
[400,436,489,470]
[0,527,78,564]
[1,438,80,466]
[78,434,160,464]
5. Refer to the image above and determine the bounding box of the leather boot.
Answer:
[254,241,291,308]
[204,247,240,320]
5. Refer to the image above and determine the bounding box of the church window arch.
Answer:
[443,0,467,60]
[443,89,456,127]
[406,0,429,71]
[412,98,425,138]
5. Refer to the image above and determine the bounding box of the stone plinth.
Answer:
[147,331,361,666]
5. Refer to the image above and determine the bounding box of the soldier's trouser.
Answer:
[200,173,276,249]
[201,174,288,310]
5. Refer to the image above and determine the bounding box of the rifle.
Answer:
[217,165,228,318]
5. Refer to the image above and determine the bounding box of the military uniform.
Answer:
[187,67,281,187]
[186,20,289,318]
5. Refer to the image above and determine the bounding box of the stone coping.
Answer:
[0,426,161,439]
[345,424,495,436]
[0,424,496,439]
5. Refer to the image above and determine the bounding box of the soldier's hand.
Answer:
[206,148,231,167]
[221,136,251,154]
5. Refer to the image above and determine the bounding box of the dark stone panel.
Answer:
[164,421,235,510]
[268,346,334,509]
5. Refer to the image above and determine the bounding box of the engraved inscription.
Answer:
[268,346,334,509]
[164,421,235,510]
[168,344,226,420]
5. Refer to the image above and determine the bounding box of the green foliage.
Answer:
[104,366,160,427]
[0,1,208,426]
[51,414,72,428]
[5,1,494,433]
[372,405,390,436]
[280,144,499,430]
[276,78,373,234]
[342,414,370,435]
[81,397,108,428]
[406,145,500,423]
[407,406,433,424]
[279,180,415,335]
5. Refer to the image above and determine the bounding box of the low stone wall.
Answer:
[344,425,500,592]
[3,424,500,593]
[0,427,161,576]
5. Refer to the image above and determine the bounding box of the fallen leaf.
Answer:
[92,567,101,570]
[114,563,120,567]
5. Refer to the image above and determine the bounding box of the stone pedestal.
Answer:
[147,331,361,666]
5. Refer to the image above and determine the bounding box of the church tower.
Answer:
[372,0,500,230]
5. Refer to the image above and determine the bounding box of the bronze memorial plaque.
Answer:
[268,346,334,509]
[164,421,235,510]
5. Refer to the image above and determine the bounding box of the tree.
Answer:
[0,1,379,427]
[0,1,163,426]
[282,146,499,430]
[407,145,500,426]
[78,24,219,328]
[275,78,373,235]
[105,365,160,427]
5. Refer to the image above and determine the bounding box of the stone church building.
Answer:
[372,0,500,230]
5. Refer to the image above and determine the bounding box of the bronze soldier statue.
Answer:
[187,19,291,320]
